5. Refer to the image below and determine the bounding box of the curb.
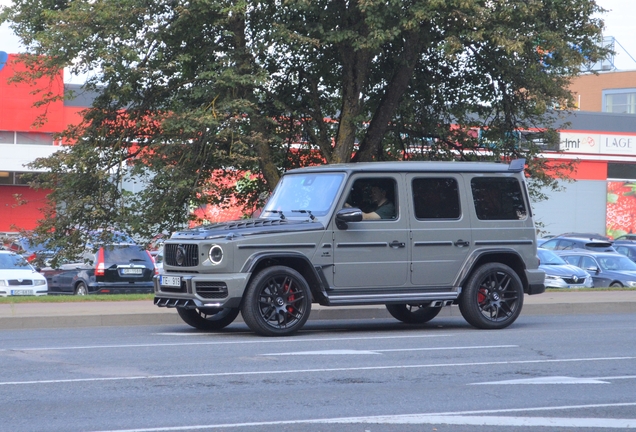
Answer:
[2,299,635,330]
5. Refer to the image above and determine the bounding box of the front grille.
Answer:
[165,243,199,267]
[563,277,586,284]
[195,282,228,299]
[8,280,33,286]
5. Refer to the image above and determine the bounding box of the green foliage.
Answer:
[1,0,608,254]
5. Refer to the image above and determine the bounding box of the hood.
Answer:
[540,264,590,278]
[171,218,325,240]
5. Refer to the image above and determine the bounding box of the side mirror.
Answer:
[586,266,600,274]
[335,208,363,230]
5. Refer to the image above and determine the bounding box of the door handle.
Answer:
[454,239,470,247]
[389,241,406,248]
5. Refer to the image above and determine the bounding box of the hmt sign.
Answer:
[560,132,636,156]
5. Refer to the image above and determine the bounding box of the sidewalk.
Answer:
[1,290,636,330]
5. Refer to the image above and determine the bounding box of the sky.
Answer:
[1,0,636,78]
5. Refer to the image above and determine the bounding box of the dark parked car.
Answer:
[43,245,156,295]
[537,248,593,289]
[613,240,636,262]
[540,236,615,252]
[556,250,636,288]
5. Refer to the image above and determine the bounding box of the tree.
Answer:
[1,0,607,255]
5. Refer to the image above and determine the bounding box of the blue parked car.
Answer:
[556,250,636,288]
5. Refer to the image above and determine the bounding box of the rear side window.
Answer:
[412,177,460,219]
[103,246,150,263]
[471,177,527,220]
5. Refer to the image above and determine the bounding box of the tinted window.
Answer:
[412,178,460,219]
[103,246,151,264]
[472,177,527,220]
[580,256,597,269]
[345,177,397,220]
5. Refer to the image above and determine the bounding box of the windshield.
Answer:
[0,253,33,270]
[598,255,636,271]
[262,173,345,219]
[538,248,566,265]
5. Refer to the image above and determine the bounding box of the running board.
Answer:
[322,292,458,306]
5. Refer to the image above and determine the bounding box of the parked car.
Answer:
[0,250,48,297]
[540,236,615,252]
[537,248,593,289]
[554,232,613,242]
[556,250,636,288]
[43,244,156,295]
[613,240,636,262]
[8,236,57,267]
[613,234,636,241]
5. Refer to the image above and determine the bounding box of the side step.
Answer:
[323,291,459,306]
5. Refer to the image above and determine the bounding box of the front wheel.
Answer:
[177,307,240,331]
[459,263,524,329]
[241,266,311,336]
[386,304,442,324]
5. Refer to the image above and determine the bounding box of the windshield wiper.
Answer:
[291,209,315,220]
[263,210,285,220]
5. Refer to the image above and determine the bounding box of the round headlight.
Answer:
[208,245,223,265]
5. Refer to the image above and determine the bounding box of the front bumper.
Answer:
[153,272,250,308]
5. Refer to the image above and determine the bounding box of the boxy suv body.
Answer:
[44,245,156,295]
[154,160,545,336]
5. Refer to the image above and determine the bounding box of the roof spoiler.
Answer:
[508,159,525,173]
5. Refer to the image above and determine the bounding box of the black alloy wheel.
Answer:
[386,303,442,324]
[459,262,524,329]
[176,307,240,331]
[241,266,311,336]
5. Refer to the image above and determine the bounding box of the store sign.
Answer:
[560,132,636,156]
[0,51,8,72]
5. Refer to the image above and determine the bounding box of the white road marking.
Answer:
[0,333,452,352]
[1,356,634,386]
[262,345,518,356]
[90,402,636,431]
[472,374,636,385]
[472,376,610,384]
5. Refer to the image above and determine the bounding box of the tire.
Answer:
[241,266,312,336]
[75,282,88,296]
[610,282,624,288]
[176,307,240,331]
[386,303,442,324]
[459,263,524,330]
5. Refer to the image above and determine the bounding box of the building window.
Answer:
[15,132,54,145]
[608,163,636,180]
[603,89,636,114]
[0,131,14,144]
[0,172,14,185]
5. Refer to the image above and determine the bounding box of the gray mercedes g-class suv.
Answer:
[154,159,545,336]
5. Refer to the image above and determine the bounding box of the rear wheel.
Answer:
[75,282,88,296]
[177,307,240,331]
[386,303,442,324]
[459,263,524,329]
[241,266,311,336]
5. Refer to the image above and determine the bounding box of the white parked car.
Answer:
[0,250,48,297]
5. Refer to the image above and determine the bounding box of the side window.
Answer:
[345,178,397,220]
[471,177,527,220]
[562,255,580,266]
[556,240,577,250]
[541,239,557,250]
[580,256,597,269]
[411,177,460,219]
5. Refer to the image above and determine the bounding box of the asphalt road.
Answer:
[1,310,636,431]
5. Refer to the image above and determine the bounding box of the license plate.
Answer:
[160,275,181,287]
[121,268,143,275]
[11,289,34,296]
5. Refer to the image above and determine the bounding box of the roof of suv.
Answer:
[540,236,615,252]
[287,159,525,175]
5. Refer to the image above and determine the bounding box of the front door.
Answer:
[331,175,409,289]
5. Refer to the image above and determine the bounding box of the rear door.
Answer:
[407,174,472,287]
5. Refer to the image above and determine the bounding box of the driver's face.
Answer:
[370,186,385,203]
